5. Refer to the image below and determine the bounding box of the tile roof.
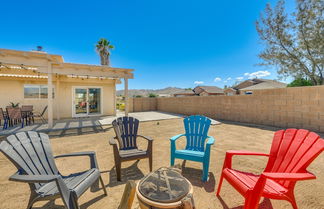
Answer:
[240,80,287,90]
[173,89,196,95]
[196,86,224,93]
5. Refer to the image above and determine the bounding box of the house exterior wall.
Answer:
[224,88,237,96]
[0,77,116,118]
[130,86,324,132]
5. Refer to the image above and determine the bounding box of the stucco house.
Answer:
[0,48,133,128]
[225,79,286,95]
[173,86,224,97]
[193,86,224,96]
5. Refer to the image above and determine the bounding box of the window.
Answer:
[24,85,55,99]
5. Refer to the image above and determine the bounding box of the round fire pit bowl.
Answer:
[136,167,193,209]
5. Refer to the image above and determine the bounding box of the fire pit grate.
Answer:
[138,167,190,203]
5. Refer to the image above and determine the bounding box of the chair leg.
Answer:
[3,119,7,130]
[99,176,108,196]
[202,160,209,182]
[149,155,153,172]
[216,172,224,196]
[26,194,37,209]
[116,162,122,181]
[70,192,80,209]
[243,191,262,209]
[289,196,298,209]
[170,154,175,166]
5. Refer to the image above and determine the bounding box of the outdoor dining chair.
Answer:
[169,115,215,181]
[33,105,47,123]
[110,116,153,181]
[0,131,107,209]
[0,108,9,129]
[22,105,34,124]
[216,129,324,209]
[6,107,25,128]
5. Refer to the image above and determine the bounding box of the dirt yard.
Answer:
[0,118,323,209]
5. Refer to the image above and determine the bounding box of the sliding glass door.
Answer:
[73,87,102,117]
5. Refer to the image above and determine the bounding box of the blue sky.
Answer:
[0,0,295,90]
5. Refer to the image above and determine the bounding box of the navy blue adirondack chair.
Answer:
[170,115,215,181]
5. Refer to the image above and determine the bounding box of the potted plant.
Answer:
[9,102,20,108]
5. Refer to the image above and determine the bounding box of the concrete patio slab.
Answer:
[98,111,185,125]
[0,111,220,137]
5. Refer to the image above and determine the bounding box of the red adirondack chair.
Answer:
[216,129,324,209]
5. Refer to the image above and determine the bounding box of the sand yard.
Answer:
[0,118,323,209]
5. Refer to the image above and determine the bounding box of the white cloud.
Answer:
[244,71,271,79]
[226,77,232,81]
[194,81,204,85]
[236,77,244,81]
[214,77,222,82]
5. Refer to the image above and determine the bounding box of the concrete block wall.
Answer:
[130,86,324,132]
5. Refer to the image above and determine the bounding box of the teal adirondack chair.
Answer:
[170,115,215,181]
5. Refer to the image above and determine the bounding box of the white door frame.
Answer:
[72,86,103,118]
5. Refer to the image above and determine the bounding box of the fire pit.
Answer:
[136,167,194,209]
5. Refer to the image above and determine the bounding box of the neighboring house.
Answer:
[193,86,224,96]
[226,79,287,95]
[224,88,236,96]
[173,86,224,97]
[173,89,196,97]
[0,48,134,127]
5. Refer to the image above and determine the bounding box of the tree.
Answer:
[148,93,158,98]
[287,77,313,87]
[95,38,114,66]
[256,0,324,85]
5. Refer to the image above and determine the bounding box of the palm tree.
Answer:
[96,38,114,66]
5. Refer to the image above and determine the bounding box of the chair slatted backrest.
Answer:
[22,105,33,112]
[184,115,211,152]
[6,107,22,120]
[0,131,59,189]
[112,117,139,150]
[265,129,324,188]
[0,108,5,120]
[40,106,48,116]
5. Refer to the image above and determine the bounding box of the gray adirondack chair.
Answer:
[0,131,107,209]
[109,116,153,181]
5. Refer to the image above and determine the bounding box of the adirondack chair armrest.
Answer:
[54,151,96,158]
[11,172,72,207]
[55,151,99,169]
[206,136,215,145]
[261,172,316,181]
[226,150,269,157]
[109,137,118,145]
[9,172,60,183]
[137,135,153,142]
[170,134,186,142]
[223,150,269,169]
